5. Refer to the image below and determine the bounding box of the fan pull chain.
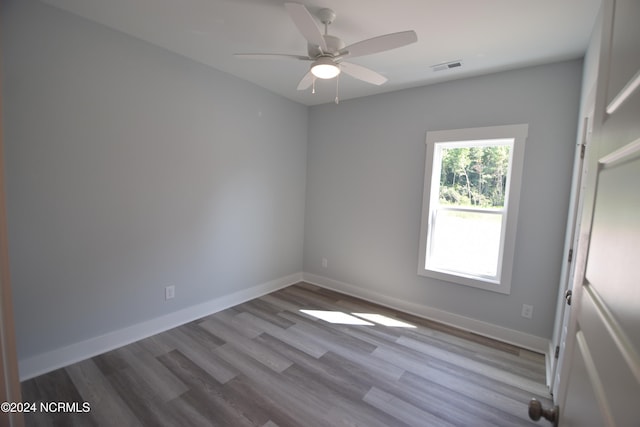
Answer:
[335,73,340,104]
[312,76,316,94]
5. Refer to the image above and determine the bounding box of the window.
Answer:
[418,124,528,294]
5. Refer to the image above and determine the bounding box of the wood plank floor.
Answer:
[21,282,552,426]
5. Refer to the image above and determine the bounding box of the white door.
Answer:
[554,0,640,425]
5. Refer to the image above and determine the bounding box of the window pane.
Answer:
[428,210,502,277]
[439,145,511,208]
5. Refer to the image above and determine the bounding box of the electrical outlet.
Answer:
[165,285,175,300]
[521,304,533,319]
[322,257,328,268]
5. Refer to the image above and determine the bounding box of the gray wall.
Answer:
[2,0,307,360]
[3,0,584,364]
[304,60,583,338]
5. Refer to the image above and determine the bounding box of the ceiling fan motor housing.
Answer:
[308,35,345,57]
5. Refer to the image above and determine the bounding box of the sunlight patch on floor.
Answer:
[300,310,416,328]
[352,313,416,328]
[300,310,374,325]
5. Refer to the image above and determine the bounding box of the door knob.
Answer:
[528,398,559,427]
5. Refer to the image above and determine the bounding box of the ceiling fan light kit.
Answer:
[234,3,417,99]
[311,58,340,79]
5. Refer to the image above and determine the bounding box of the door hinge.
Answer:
[554,346,560,359]
[580,144,586,159]
[568,249,573,263]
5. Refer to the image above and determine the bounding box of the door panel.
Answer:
[585,156,640,339]
[606,0,640,105]
[580,282,640,424]
[563,329,610,426]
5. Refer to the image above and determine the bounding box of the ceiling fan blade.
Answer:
[234,53,309,61]
[340,62,387,86]
[297,71,314,90]
[284,3,328,52]
[341,30,417,58]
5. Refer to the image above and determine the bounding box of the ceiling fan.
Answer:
[235,3,418,99]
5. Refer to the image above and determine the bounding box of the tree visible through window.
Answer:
[418,125,527,294]
[439,145,510,208]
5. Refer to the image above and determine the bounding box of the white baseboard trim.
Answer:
[303,273,549,354]
[19,272,303,381]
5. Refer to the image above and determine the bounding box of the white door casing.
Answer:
[549,95,593,396]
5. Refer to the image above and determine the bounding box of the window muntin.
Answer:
[418,125,527,294]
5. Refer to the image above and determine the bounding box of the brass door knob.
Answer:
[528,398,559,427]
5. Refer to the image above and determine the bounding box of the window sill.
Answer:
[418,268,511,294]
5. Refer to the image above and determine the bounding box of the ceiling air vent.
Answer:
[431,60,463,72]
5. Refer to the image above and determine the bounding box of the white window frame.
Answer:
[417,124,528,294]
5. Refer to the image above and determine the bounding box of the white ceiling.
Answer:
[40,0,601,106]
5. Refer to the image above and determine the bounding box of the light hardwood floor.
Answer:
[21,282,552,426]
